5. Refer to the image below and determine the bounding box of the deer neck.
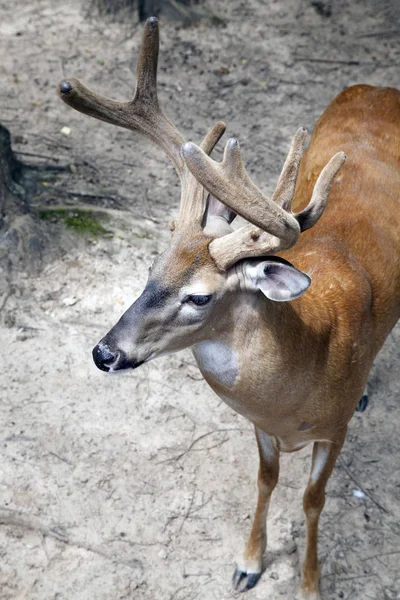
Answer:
[192,288,331,406]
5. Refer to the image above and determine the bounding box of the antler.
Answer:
[182,130,346,270]
[57,17,225,230]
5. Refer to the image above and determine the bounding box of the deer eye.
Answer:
[187,294,212,306]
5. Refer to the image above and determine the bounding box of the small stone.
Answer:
[285,541,297,554]
[270,571,279,580]
[62,296,78,306]
[61,126,71,136]
[16,330,28,342]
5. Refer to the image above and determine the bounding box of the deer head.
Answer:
[58,18,345,372]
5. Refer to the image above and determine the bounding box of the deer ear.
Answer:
[203,194,236,237]
[205,193,236,224]
[245,258,311,302]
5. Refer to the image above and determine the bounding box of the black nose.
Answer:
[92,344,123,372]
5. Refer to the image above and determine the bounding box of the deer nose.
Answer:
[92,344,124,372]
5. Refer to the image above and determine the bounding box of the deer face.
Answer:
[92,232,225,372]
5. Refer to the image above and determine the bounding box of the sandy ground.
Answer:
[1,1,400,599]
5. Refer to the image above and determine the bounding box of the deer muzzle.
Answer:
[92,343,145,372]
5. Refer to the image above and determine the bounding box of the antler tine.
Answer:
[295,151,346,230]
[182,137,301,241]
[58,17,185,177]
[175,121,227,230]
[135,16,160,104]
[200,121,227,154]
[271,128,308,210]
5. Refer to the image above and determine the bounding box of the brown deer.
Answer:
[58,17,400,600]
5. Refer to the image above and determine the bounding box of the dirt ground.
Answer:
[1,1,400,599]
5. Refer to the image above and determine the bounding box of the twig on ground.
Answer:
[14,323,43,331]
[321,571,379,582]
[48,451,73,465]
[145,376,192,396]
[295,57,361,65]
[158,428,243,463]
[295,57,397,67]
[14,150,66,162]
[189,493,213,517]
[36,133,72,151]
[357,30,399,38]
[337,456,389,514]
[361,550,400,561]
[0,289,12,313]
[169,586,190,600]
[34,203,160,224]
[142,187,156,220]
[107,536,161,548]
[77,156,101,174]
[279,479,300,490]
[186,373,203,381]
[41,187,125,207]
[0,508,143,571]
[179,485,197,533]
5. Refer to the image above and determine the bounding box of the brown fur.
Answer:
[154,230,214,287]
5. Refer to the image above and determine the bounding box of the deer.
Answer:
[57,17,400,600]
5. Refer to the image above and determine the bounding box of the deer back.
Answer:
[285,85,400,353]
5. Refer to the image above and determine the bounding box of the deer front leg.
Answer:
[233,427,279,592]
[298,433,346,600]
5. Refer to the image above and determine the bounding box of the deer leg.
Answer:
[233,427,279,592]
[298,433,346,600]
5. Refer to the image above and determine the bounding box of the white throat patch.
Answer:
[193,341,239,388]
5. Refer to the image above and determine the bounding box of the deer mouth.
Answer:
[108,356,145,373]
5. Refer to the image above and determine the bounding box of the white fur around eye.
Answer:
[180,300,212,318]
[180,302,201,314]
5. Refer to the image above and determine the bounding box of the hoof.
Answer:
[232,567,261,592]
[356,394,369,412]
